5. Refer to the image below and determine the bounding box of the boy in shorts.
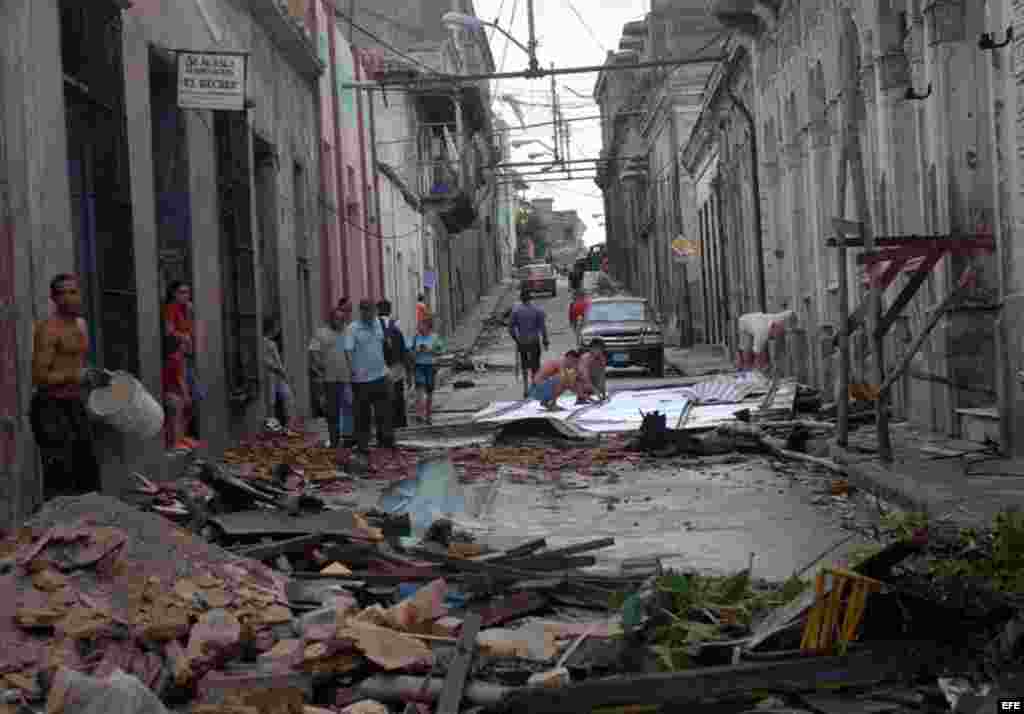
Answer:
[407,315,445,424]
[528,350,582,410]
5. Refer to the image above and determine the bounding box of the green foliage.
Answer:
[879,510,929,538]
[929,508,1024,592]
[614,569,820,672]
[779,573,809,602]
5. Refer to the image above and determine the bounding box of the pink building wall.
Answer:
[310,1,380,314]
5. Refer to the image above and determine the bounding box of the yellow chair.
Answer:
[800,567,884,654]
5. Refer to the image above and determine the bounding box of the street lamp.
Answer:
[442,4,541,77]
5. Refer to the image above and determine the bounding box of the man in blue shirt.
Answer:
[343,299,394,453]
[509,289,549,398]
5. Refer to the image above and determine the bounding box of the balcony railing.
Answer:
[418,159,460,199]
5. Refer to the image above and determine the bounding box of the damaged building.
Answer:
[0,0,323,524]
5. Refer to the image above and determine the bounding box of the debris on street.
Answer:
[3,362,1022,713]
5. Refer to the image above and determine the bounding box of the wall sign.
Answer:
[672,237,700,262]
[177,51,247,111]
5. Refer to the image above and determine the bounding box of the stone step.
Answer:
[955,406,999,443]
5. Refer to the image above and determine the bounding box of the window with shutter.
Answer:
[294,163,313,347]
[214,113,260,404]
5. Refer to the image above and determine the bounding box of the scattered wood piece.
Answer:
[235,533,326,561]
[535,538,615,559]
[437,613,482,714]
[758,420,836,432]
[458,592,549,632]
[321,562,353,576]
[495,538,548,560]
[502,640,968,713]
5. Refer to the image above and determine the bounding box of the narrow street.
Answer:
[413,273,875,578]
[4,0,1024,708]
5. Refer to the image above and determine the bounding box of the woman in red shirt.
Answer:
[569,291,590,337]
[162,282,196,450]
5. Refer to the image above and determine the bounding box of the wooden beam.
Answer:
[832,287,867,351]
[857,238,995,265]
[876,252,942,337]
[826,232,992,247]
[880,268,975,396]
[501,641,968,713]
[533,537,616,559]
[235,533,327,561]
[437,613,482,714]
[874,256,911,293]
[835,167,851,446]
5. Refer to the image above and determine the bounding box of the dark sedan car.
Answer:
[519,263,557,298]
[578,296,664,377]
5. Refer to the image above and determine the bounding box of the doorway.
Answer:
[61,1,138,375]
[150,50,192,297]
[254,137,280,324]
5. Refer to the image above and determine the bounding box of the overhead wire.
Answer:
[561,0,606,53]
[329,1,443,78]
[495,0,519,94]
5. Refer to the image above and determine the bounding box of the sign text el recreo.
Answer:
[177,51,247,111]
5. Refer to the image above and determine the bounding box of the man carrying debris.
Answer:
[31,273,109,501]
[736,309,798,372]
[529,350,582,410]
[576,339,608,403]
[308,304,352,449]
[344,299,394,453]
[510,288,549,398]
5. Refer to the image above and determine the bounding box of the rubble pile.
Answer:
[2,484,1023,713]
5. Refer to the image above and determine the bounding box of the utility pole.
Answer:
[564,112,572,180]
[525,0,540,77]
[549,64,561,165]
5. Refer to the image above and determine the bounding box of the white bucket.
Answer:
[87,371,165,441]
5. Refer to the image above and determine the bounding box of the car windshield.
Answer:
[528,266,552,278]
[587,301,647,322]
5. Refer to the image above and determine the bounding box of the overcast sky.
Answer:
[473,0,649,247]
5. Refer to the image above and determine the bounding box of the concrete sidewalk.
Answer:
[663,344,736,378]
[828,423,1024,531]
[435,277,519,386]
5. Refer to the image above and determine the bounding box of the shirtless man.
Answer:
[30,274,108,501]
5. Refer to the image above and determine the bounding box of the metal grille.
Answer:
[215,113,260,402]
[597,333,644,349]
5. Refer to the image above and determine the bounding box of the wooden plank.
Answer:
[834,168,851,447]
[857,238,994,265]
[826,232,990,247]
[844,56,891,463]
[533,537,616,559]
[235,533,326,561]
[290,569,442,584]
[501,641,967,713]
[876,252,941,337]
[880,268,975,395]
[457,592,549,631]
[874,256,911,293]
[498,555,598,571]
[210,509,364,539]
[436,612,482,714]
[495,538,548,560]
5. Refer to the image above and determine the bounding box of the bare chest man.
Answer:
[33,317,89,397]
